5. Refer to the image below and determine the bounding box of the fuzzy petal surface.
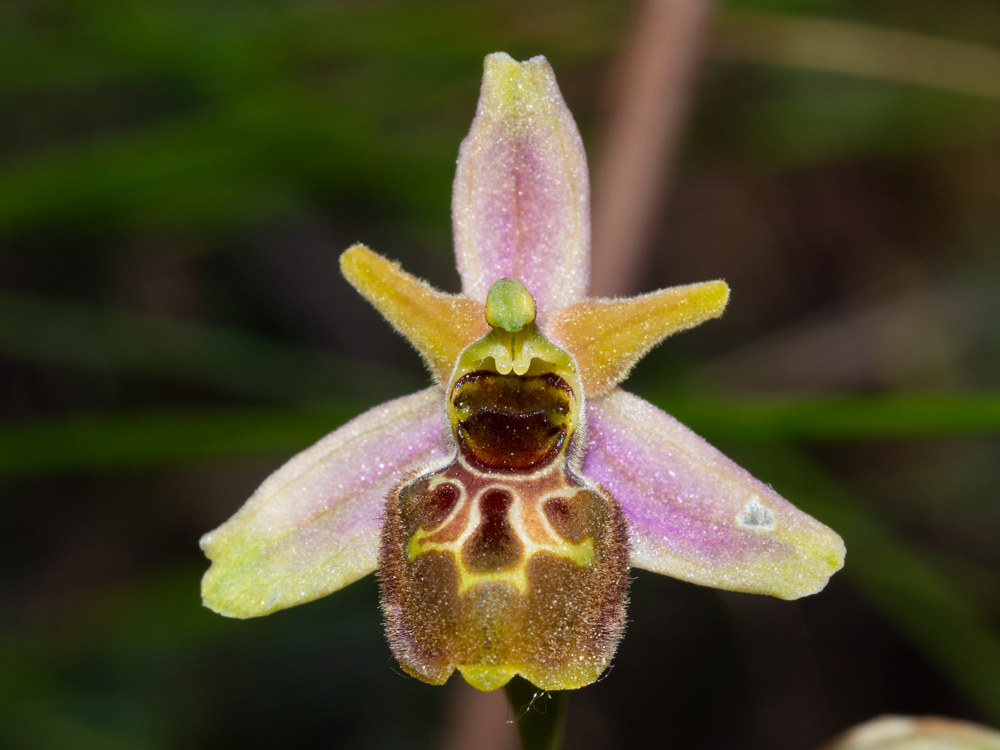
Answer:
[453,52,590,321]
[548,280,729,397]
[341,245,488,384]
[201,387,452,618]
[583,389,845,599]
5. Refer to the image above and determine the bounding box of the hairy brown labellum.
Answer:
[379,349,630,691]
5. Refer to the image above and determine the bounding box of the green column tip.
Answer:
[485,279,537,332]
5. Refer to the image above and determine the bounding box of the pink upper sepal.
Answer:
[452,52,591,322]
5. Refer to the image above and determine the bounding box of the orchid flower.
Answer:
[200,53,844,692]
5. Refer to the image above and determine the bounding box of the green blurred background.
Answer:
[2,0,999,748]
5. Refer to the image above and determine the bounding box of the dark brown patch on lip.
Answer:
[418,481,460,530]
[462,488,524,573]
[544,495,589,544]
[452,371,573,471]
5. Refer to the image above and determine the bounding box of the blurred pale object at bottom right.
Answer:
[822,715,1000,750]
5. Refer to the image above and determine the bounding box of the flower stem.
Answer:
[503,677,567,750]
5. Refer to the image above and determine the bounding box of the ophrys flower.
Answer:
[200,52,845,692]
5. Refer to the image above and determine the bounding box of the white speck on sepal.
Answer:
[737,497,776,532]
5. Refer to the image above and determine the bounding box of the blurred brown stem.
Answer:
[591,0,712,297]
[439,680,518,750]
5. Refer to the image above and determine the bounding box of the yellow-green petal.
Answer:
[547,280,729,397]
[340,245,489,385]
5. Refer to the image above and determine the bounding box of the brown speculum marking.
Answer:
[451,371,572,470]
[463,488,523,573]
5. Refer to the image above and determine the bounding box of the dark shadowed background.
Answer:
[2,1,999,748]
